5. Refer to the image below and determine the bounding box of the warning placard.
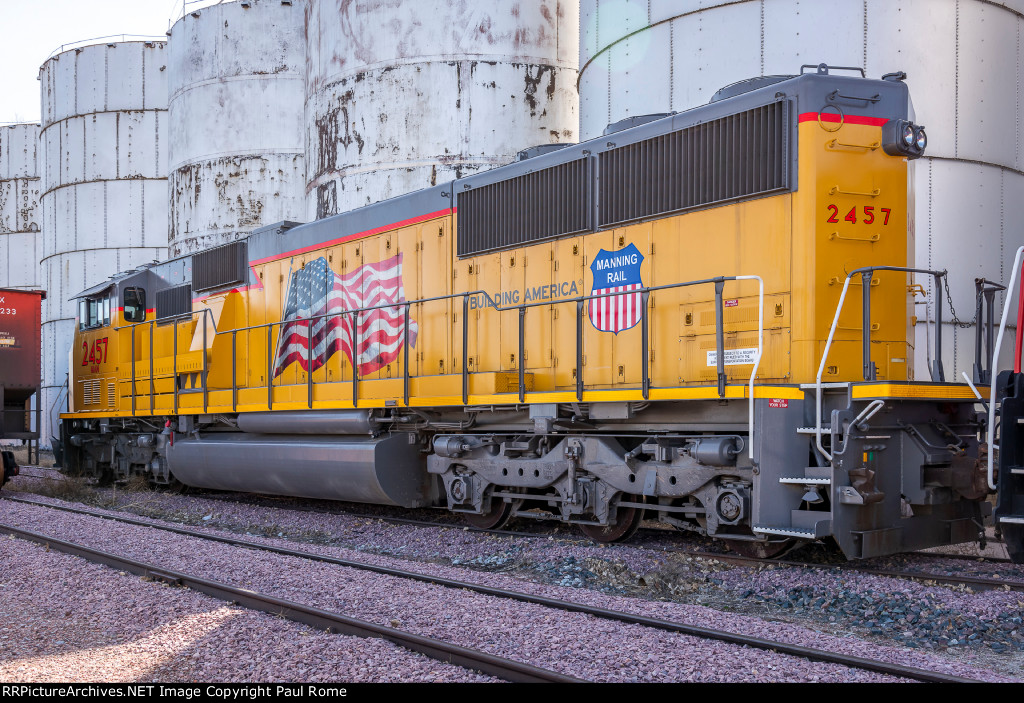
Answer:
[706,347,759,367]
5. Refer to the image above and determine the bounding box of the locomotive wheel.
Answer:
[464,499,513,530]
[0,450,13,488]
[725,538,795,560]
[579,495,645,543]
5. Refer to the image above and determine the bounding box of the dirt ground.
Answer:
[0,443,55,468]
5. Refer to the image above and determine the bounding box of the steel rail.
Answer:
[0,497,981,684]
[0,519,582,684]
[158,490,1018,564]
[172,493,1024,589]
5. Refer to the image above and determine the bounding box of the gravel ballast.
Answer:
[1,492,1018,682]
[0,533,495,683]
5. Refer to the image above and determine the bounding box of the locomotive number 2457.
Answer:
[82,337,108,366]
[826,205,892,225]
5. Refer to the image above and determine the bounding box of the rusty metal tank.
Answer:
[578,0,1023,380]
[305,0,580,219]
[0,123,41,290]
[38,40,169,445]
[167,0,307,257]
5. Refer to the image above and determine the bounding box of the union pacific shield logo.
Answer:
[588,243,644,334]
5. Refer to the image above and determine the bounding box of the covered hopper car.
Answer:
[0,287,45,487]
[58,64,1024,560]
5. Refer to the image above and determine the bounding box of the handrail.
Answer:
[815,265,947,461]
[988,245,1024,490]
[43,34,166,63]
[738,275,765,460]
[166,0,225,30]
[116,307,217,417]
[115,274,765,453]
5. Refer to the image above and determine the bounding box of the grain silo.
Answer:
[0,123,41,290]
[578,0,1023,380]
[305,0,581,219]
[38,40,168,445]
[167,0,307,257]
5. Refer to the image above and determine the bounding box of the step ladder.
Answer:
[995,371,1024,562]
[753,466,833,540]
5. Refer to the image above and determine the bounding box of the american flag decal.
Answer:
[588,243,645,335]
[273,254,418,378]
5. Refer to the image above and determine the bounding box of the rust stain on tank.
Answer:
[235,193,264,228]
[316,106,340,179]
[521,64,555,115]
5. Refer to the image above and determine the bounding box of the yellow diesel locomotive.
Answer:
[61,64,1024,560]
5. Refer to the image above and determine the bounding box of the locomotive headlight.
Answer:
[902,123,915,147]
[915,127,927,151]
[883,118,927,159]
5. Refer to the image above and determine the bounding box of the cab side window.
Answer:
[123,287,146,323]
[79,299,98,330]
[78,295,114,330]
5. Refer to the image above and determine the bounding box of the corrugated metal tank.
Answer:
[0,123,41,290]
[305,0,581,219]
[167,0,307,258]
[579,0,1023,380]
[39,41,168,445]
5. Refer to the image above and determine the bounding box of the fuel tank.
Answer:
[235,410,377,435]
[165,432,432,507]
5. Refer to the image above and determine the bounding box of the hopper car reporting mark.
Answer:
[56,64,1024,562]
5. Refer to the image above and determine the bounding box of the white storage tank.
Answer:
[305,0,581,219]
[0,123,41,289]
[579,0,1023,380]
[39,40,169,445]
[168,0,307,257]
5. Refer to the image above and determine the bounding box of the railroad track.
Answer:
[10,470,1015,581]
[8,466,67,481]
[0,514,580,683]
[0,495,985,683]
[197,489,1014,565]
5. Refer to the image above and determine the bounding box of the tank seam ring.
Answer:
[38,109,166,134]
[168,149,304,170]
[40,177,167,200]
[168,73,304,102]
[922,155,1024,179]
[577,0,755,90]
[39,246,164,265]
[312,57,575,91]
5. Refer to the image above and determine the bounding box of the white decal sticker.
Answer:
[706,347,759,367]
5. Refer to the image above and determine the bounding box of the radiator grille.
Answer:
[81,379,101,405]
[192,241,248,292]
[156,284,192,322]
[457,158,592,257]
[107,380,117,407]
[598,101,790,227]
